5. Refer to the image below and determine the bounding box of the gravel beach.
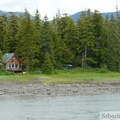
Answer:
[0,80,120,96]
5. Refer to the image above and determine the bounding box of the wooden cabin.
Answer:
[2,53,22,72]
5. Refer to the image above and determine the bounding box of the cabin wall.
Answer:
[6,55,22,71]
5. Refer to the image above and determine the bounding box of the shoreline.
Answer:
[0,81,120,96]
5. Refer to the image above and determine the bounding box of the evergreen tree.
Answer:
[52,11,64,68]
[92,10,108,67]
[55,14,74,65]
[0,51,3,69]
[16,9,39,71]
[33,9,42,67]
[40,16,55,66]
[0,15,7,52]
[77,9,95,67]
[42,52,53,74]
[4,13,18,53]
[52,9,61,31]
[107,14,120,71]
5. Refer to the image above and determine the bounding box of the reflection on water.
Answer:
[0,94,120,120]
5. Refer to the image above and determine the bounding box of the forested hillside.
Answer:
[0,9,120,71]
[70,11,115,23]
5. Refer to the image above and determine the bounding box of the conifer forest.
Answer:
[0,9,120,71]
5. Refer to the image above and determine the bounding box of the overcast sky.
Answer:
[0,0,119,20]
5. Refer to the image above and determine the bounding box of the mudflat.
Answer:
[0,80,120,96]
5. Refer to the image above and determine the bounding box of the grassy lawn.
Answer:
[0,74,45,82]
[42,72,120,84]
[0,69,120,84]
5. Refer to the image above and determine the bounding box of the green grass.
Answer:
[0,69,120,84]
[0,74,44,83]
[42,72,120,84]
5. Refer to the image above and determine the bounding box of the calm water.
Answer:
[0,94,120,120]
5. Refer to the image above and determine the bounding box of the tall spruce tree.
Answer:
[52,11,66,68]
[0,15,7,52]
[107,14,120,71]
[0,51,3,69]
[4,13,18,53]
[40,16,55,67]
[77,9,95,67]
[56,14,74,65]
[33,9,42,68]
[92,10,108,68]
[16,9,39,71]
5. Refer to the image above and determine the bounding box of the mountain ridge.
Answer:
[0,10,25,17]
[0,10,116,22]
[69,11,116,23]
[0,10,33,18]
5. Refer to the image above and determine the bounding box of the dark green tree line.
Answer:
[0,8,120,71]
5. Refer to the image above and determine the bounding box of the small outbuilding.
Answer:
[2,53,22,72]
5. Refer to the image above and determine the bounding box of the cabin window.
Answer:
[11,56,15,62]
[12,59,14,62]
[8,64,11,68]
[12,64,14,68]
[15,64,18,68]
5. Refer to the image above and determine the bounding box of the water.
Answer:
[0,94,120,120]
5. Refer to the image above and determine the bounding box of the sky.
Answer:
[0,0,119,20]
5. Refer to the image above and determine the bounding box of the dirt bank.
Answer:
[0,80,120,96]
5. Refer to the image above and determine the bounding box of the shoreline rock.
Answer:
[0,81,120,96]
